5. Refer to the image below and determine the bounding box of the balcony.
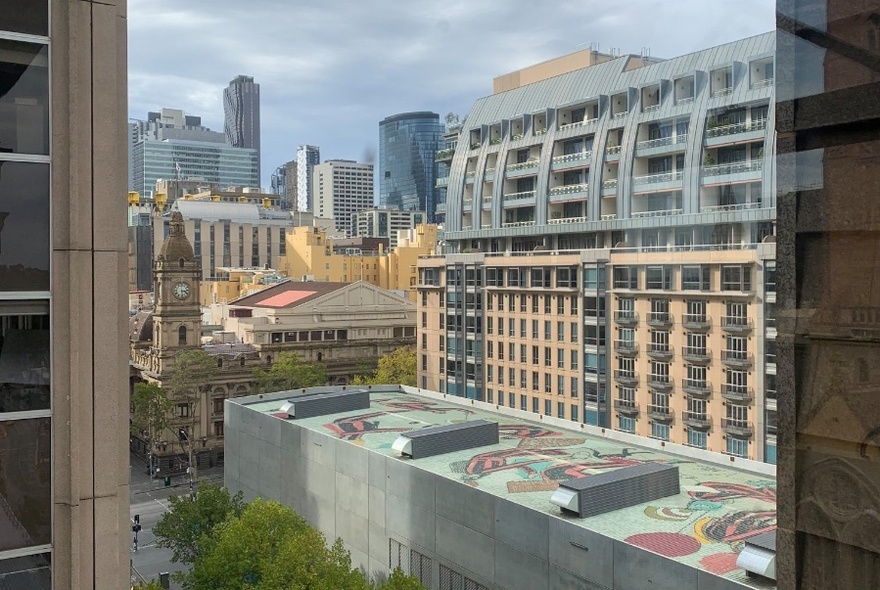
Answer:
[551,151,592,170]
[721,316,753,333]
[435,148,455,160]
[711,87,733,97]
[482,196,493,207]
[548,216,588,225]
[484,167,496,181]
[701,160,763,180]
[601,213,617,220]
[559,117,598,131]
[646,343,674,360]
[751,77,774,89]
[705,118,767,139]
[549,183,589,198]
[682,347,711,363]
[613,311,638,326]
[505,160,539,177]
[534,127,548,136]
[647,374,673,390]
[646,312,673,328]
[614,399,640,416]
[633,170,683,186]
[722,419,754,437]
[648,405,674,422]
[631,208,683,219]
[605,145,621,158]
[682,314,711,330]
[635,134,688,154]
[463,198,473,206]
[700,201,763,213]
[501,220,536,228]
[614,340,639,356]
[682,379,712,398]
[502,190,536,203]
[613,370,639,386]
[436,176,449,188]
[602,178,618,190]
[464,171,476,183]
[511,133,524,141]
[435,203,446,214]
[721,350,754,367]
[470,142,481,150]
[721,384,754,403]
[682,412,712,430]
[675,96,695,105]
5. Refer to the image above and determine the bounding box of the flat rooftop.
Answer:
[239,388,776,588]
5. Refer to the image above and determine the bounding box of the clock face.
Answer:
[172,281,191,300]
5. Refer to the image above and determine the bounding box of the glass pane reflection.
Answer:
[0,302,49,412]
[0,552,50,590]
[0,161,49,291]
[0,1,49,37]
[0,40,49,156]
[0,418,51,551]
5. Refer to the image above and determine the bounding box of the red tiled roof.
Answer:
[230,280,349,309]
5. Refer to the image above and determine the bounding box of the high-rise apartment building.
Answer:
[130,139,259,197]
[351,208,426,249]
[313,160,374,237]
[378,111,444,220]
[0,1,129,587]
[270,159,297,208]
[223,75,261,180]
[296,144,320,213]
[418,33,777,462]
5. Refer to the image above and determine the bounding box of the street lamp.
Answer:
[178,427,195,500]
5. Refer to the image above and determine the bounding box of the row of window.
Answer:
[485,389,580,422]
[487,292,579,315]
[485,318,579,341]
[485,344,581,370]
[613,264,753,292]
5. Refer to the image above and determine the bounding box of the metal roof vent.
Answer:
[279,389,369,419]
[736,531,776,580]
[391,420,498,459]
[550,463,679,518]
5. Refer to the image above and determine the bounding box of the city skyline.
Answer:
[127,0,774,188]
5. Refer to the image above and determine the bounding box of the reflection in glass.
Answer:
[0,2,48,37]
[0,418,51,551]
[0,40,49,155]
[0,552,50,589]
[0,161,49,290]
[0,302,49,412]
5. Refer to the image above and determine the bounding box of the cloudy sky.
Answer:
[128,0,775,189]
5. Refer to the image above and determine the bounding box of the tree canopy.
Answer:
[131,381,173,441]
[253,352,328,393]
[353,347,417,387]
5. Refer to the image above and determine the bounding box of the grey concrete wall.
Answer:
[225,402,757,590]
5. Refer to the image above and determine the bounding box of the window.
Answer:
[497,367,504,385]
[557,375,565,395]
[613,266,637,289]
[618,416,636,433]
[571,296,579,315]
[498,295,504,311]
[544,295,552,314]
[558,402,565,418]
[508,317,515,337]
[487,389,494,404]
[651,422,670,441]
[439,314,445,329]
[421,312,427,328]
[531,296,539,313]
[530,267,550,287]
[545,373,552,393]
[557,297,565,314]
[688,430,707,449]
[421,355,427,371]
[520,395,527,411]
[557,348,565,369]
[520,370,526,389]
[520,295,527,312]
[531,319,539,338]
[520,318,526,338]
[544,347,552,367]
[532,345,539,365]
[571,377,579,398]
[646,266,673,290]
[571,350,579,370]
[544,321,552,340]
[557,322,565,342]
[726,437,749,458]
[486,294,493,311]
[486,316,493,335]
[486,341,493,358]
[421,333,427,350]
[571,404,579,422]
[682,265,711,290]
[722,265,752,291]
[571,322,578,343]
[507,268,522,287]
[508,342,515,361]
[178,326,187,346]
[509,392,516,408]
[557,266,577,288]
[439,336,445,352]
[532,371,539,391]
[177,403,190,418]
[487,365,493,383]
[545,399,552,416]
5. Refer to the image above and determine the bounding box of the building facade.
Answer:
[352,208,426,249]
[0,1,130,587]
[223,75,261,180]
[270,159,298,209]
[296,144,321,213]
[378,111,444,220]
[418,34,777,462]
[130,138,259,198]
[313,159,375,237]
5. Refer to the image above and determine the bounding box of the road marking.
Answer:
[154,498,169,512]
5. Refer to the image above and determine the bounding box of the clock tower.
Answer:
[153,211,201,366]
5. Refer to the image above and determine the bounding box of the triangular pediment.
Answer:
[274,281,414,314]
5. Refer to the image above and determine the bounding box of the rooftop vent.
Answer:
[736,531,776,580]
[279,389,369,419]
[391,420,498,459]
[550,462,679,518]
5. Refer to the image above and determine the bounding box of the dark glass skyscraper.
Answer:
[224,75,261,181]
[378,112,443,220]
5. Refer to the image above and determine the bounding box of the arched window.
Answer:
[217,358,223,368]
[178,326,187,346]
[858,357,870,383]
[317,352,323,362]
[179,258,185,269]
[266,355,273,365]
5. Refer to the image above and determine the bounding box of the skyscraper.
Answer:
[0,1,129,587]
[223,75,261,181]
[312,160,374,237]
[270,159,297,209]
[378,112,444,219]
[296,144,321,213]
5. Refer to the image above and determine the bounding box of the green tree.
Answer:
[153,483,245,566]
[131,382,173,473]
[132,582,164,590]
[253,352,328,393]
[353,347,417,387]
[166,349,217,481]
[375,568,428,590]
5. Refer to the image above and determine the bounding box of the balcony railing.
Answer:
[613,370,639,385]
[721,350,754,367]
[675,96,695,105]
[482,195,492,203]
[552,151,592,165]
[722,419,754,437]
[559,117,597,131]
[647,312,673,327]
[700,201,763,213]
[464,171,476,182]
[682,379,712,397]
[502,190,536,202]
[480,224,492,229]
[636,134,688,151]
[705,118,767,138]
[435,148,455,160]
[550,183,589,196]
[463,198,473,206]
[435,203,446,214]
[600,213,617,220]
[682,347,711,362]
[470,142,481,149]
[548,216,588,225]
[721,316,753,332]
[646,343,673,359]
[682,314,711,330]
[611,110,628,119]
[501,220,536,228]
[511,133,524,141]
[489,137,502,145]
[702,160,763,177]
[643,103,661,113]
[750,77,774,89]
[506,160,539,173]
[632,208,683,218]
[614,399,640,415]
[534,127,548,135]
[633,170,683,185]
[648,405,674,422]
[602,178,619,189]
[613,311,638,326]
[606,145,621,156]
[436,176,449,188]
[721,384,754,403]
[682,412,712,429]
[647,374,673,390]
[711,87,733,97]
[614,340,639,355]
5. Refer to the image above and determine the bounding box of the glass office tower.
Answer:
[379,112,444,220]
